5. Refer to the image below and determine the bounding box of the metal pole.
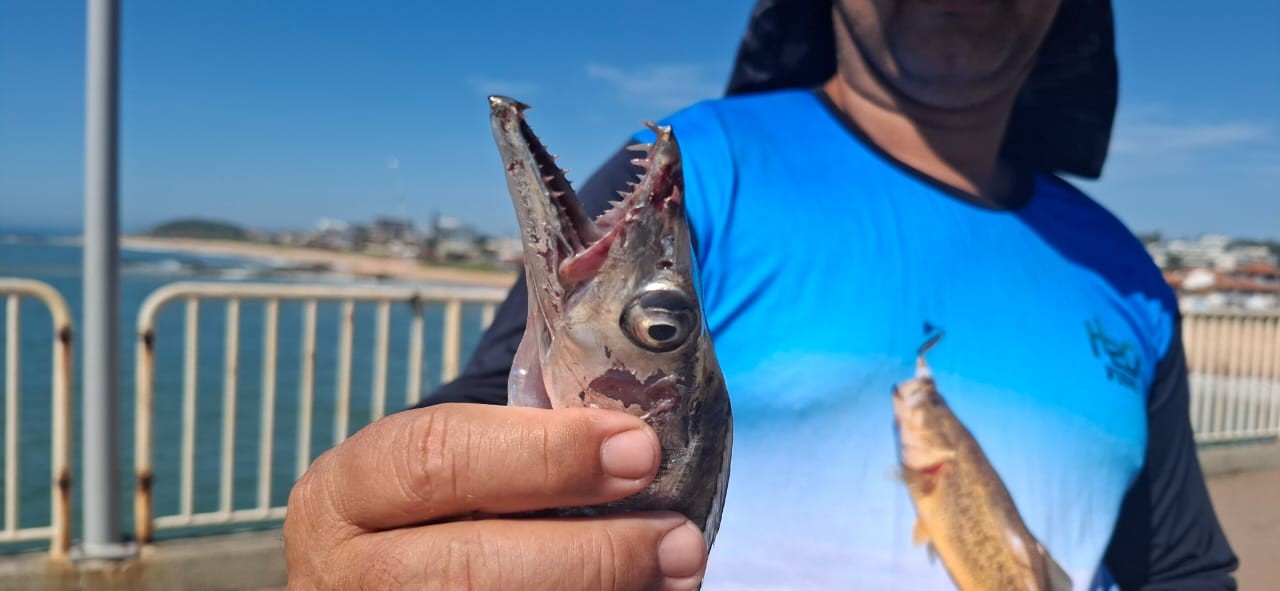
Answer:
[79,0,131,560]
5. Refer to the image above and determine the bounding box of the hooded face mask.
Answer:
[722,0,1118,180]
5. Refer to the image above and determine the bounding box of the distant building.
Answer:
[316,218,350,233]
[371,217,415,243]
[257,212,529,270]
[1216,245,1276,270]
[302,219,355,250]
[1147,234,1277,270]
[423,214,483,263]
[1166,262,1280,311]
[484,236,525,268]
[1234,261,1280,288]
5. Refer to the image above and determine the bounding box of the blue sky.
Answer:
[1,0,1277,240]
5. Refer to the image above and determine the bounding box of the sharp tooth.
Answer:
[616,190,629,199]
[630,158,651,168]
[626,143,650,152]
[543,175,556,183]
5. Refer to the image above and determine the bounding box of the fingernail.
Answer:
[658,521,706,583]
[600,428,657,480]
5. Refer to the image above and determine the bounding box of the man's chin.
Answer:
[889,74,1018,111]
[888,50,1030,109]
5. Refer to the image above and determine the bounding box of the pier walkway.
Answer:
[0,444,1271,590]
[1204,448,1280,589]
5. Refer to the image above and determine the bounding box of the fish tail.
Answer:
[1042,548,1073,591]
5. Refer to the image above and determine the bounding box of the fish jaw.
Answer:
[488,94,695,415]
[488,95,578,338]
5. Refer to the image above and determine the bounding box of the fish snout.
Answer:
[891,382,915,422]
[893,378,928,406]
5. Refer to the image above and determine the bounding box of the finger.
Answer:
[333,512,707,591]
[309,402,661,531]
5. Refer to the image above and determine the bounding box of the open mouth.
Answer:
[495,96,680,286]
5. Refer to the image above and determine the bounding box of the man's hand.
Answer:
[283,402,708,590]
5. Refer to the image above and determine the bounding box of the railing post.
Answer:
[77,0,135,561]
[441,300,462,382]
[0,280,76,557]
[51,295,75,558]
[134,316,156,545]
[5,297,20,541]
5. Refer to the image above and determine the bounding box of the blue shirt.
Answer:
[425,88,1238,590]
[635,88,1173,589]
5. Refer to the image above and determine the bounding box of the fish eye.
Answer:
[620,287,698,353]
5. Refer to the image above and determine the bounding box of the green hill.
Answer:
[146,218,249,241]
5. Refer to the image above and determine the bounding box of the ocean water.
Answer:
[0,241,497,549]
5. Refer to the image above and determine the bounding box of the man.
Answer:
[283,0,1239,588]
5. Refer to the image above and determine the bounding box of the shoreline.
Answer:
[118,236,518,288]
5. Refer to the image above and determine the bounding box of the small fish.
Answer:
[487,96,734,552]
[892,333,1071,591]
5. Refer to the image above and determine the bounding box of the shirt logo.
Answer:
[1085,317,1142,393]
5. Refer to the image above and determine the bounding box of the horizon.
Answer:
[1,1,1277,240]
[5,217,1280,247]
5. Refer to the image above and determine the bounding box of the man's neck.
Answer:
[821,61,1022,207]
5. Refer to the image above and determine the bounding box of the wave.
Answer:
[120,252,347,282]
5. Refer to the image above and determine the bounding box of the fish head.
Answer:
[489,96,704,422]
[892,339,957,473]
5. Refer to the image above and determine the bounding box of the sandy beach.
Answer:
[120,235,519,288]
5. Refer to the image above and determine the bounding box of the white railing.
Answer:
[119,288,1280,542]
[1184,310,1280,443]
[3,276,1278,558]
[0,279,73,557]
[132,281,507,543]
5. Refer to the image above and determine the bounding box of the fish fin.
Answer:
[507,329,554,409]
[912,517,941,564]
[1037,542,1073,591]
[912,518,931,546]
[906,445,957,470]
